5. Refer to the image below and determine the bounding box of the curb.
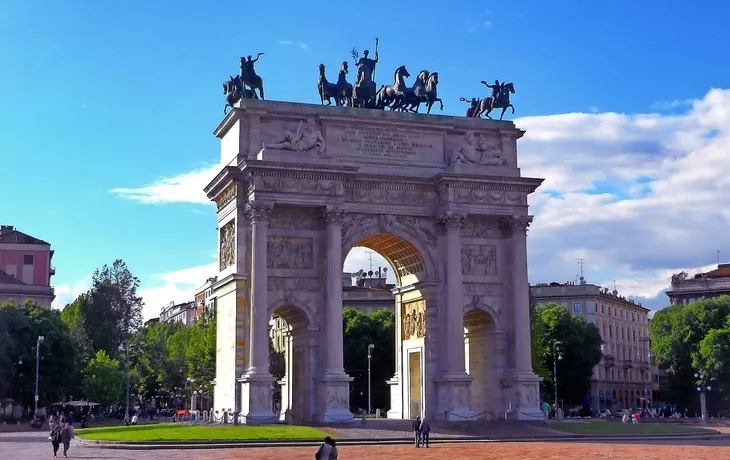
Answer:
[77,431,726,450]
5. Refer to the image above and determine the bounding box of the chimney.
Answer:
[0,225,14,234]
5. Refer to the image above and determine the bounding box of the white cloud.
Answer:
[650,98,693,111]
[138,263,217,320]
[110,88,730,310]
[277,40,292,46]
[52,275,92,310]
[109,164,218,205]
[298,42,309,50]
[483,20,492,27]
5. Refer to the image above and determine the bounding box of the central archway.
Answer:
[342,226,437,420]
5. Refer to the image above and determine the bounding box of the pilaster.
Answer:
[499,215,542,420]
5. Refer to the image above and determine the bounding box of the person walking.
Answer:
[412,416,422,447]
[315,436,334,460]
[328,438,339,460]
[50,424,62,457]
[419,419,431,448]
[541,401,550,424]
[61,422,75,457]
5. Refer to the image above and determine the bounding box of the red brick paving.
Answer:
[199,442,730,460]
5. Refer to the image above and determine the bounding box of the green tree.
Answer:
[81,350,124,406]
[129,321,184,401]
[342,307,395,413]
[531,304,603,407]
[651,296,730,412]
[0,300,78,409]
[0,304,31,401]
[87,259,144,358]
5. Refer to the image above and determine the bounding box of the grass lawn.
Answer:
[546,421,713,435]
[76,423,329,442]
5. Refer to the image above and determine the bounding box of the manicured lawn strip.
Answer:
[546,422,712,434]
[76,423,329,442]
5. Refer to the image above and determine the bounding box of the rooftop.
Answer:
[0,225,50,245]
[531,278,648,311]
[667,263,730,295]
[0,269,26,285]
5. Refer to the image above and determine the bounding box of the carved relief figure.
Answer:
[264,118,325,155]
[461,217,492,238]
[340,214,379,241]
[215,184,237,210]
[219,221,236,270]
[461,245,497,276]
[401,300,426,340]
[267,237,314,269]
[451,132,506,166]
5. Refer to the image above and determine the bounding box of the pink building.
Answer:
[0,225,55,308]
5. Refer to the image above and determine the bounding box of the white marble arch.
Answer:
[205,99,546,423]
[463,307,506,420]
[266,300,314,424]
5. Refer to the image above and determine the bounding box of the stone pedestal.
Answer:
[501,372,542,420]
[435,376,478,421]
[238,373,277,425]
[316,376,354,423]
[386,374,402,419]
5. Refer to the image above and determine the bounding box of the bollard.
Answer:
[361,410,367,423]
[376,409,381,419]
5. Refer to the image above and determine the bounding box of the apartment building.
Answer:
[159,301,196,325]
[666,264,730,306]
[531,278,652,412]
[0,225,56,308]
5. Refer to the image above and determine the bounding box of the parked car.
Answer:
[598,409,612,418]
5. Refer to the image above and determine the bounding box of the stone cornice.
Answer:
[432,174,544,194]
[241,160,359,180]
[204,166,240,200]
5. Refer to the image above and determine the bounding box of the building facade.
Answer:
[194,276,218,320]
[0,225,56,308]
[159,301,196,325]
[531,279,652,412]
[666,264,730,306]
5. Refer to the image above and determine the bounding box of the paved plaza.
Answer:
[2,431,730,460]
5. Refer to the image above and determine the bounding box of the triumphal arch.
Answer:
[205,98,544,423]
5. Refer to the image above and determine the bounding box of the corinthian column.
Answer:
[245,202,274,376]
[499,215,534,373]
[437,212,467,376]
[320,206,348,377]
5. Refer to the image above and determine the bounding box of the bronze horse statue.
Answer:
[318,64,340,106]
[376,65,411,110]
[240,53,265,100]
[392,70,429,112]
[223,75,257,114]
[475,81,515,120]
[336,62,353,107]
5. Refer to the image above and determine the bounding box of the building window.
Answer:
[632,312,635,321]
[609,325,612,338]
[601,304,605,314]
[23,254,34,265]
[633,330,636,341]
[573,302,581,313]
[621,328,624,340]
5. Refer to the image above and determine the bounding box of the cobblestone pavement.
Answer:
[321,419,561,439]
[3,432,730,460]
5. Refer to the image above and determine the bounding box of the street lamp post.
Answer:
[34,335,45,419]
[552,340,563,417]
[639,337,651,411]
[694,373,712,424]
[367,344,375,415]
[124,340,131,419]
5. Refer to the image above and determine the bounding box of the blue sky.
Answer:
[2,1,730,318]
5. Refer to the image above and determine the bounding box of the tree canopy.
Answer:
[81,350,124,406]
[650,295,730,412]
[531,303,603,407]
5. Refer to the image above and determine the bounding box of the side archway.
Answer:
[463,308,502,419]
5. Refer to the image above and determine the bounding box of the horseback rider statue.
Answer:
[240,52,265,99]
[481,79,505,106]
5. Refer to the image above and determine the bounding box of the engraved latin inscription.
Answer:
[326,124,444,163]
[461,244,497,276]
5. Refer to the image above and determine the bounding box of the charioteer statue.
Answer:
[351,39,379,109]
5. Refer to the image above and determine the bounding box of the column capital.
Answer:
[436,212,466,230]
[320,206,347,225]
[244,202,274,223]
[499,215,533,234]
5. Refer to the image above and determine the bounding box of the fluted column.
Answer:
[321,207,347,376]
[437,212,467,376]
[499,215,534,373]
[246,202,274,375]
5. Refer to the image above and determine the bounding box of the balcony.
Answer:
[622,359,633,370]
[603,355,615,368]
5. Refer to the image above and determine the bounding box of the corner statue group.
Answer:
[221,39,518,119]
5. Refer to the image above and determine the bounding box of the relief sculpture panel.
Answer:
[267,237,314,269]
[219,220,236,271]
[402,300,426,340]
[461,244,497,276]
[269,207,319,230]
